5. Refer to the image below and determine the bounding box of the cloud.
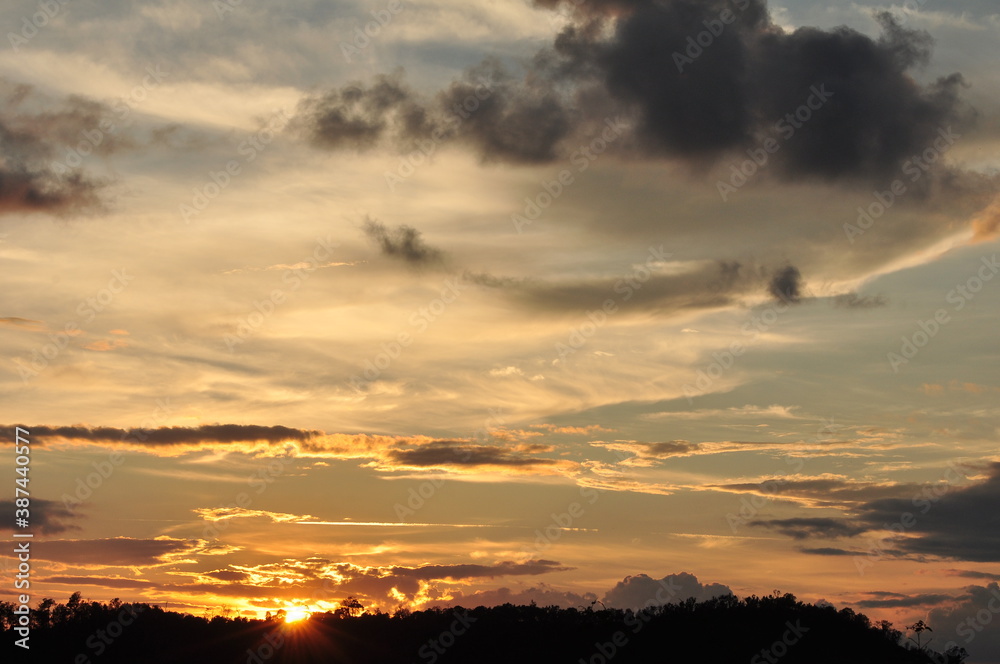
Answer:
[602,572,732,610]
[33,537,214,567]
[748,463,1000,563]
[927,583,1000,660]
[709,475,925,508]
[0,79,119,216]
[380,441,573,475]
[193,507,317,523]
[290,73,432,151]
[832,292,888,309]
[292,2,978,193]
[18,423,322,448]
[591,440,701,465]
[362,218,443,265]
[12,424,574,480]
[472,259,773,315]
[768,265,802,303]
[0,498,79,535]
[0,317,45,331]
[800,547,857,556]
[848,462,1000,562]
[750,517,868,540]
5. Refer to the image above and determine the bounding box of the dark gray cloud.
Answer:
[362,218,443,265]
[800,547,857,556]
[293,1,978,192]
[644,440,700,457]
[34,537,201,566]
[12,423,320,446]
[384,442,560,469]
[768,265,801,303]
[291,73,432,151]
[0,498,79,535]
[927,583,1000,660]
[710,476,924,508]
[750,464,1000,563]
[850,462,1000,562]
[0,80,114,216]
[751,517,868,540]
[471,260,773,315]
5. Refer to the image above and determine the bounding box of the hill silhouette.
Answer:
[1,591,969,663]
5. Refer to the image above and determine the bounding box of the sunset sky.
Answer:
[3,0,1000,659]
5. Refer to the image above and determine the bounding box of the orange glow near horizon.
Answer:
[283,607,312,623]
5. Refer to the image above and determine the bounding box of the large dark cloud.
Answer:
[292,1,977,190]
[927,583,1000,660]
[751,463,1000,563]
[849,462,1000,562]
[0,498,79,535]
[34,537,205,567]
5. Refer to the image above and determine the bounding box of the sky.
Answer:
[2,0,1000,659]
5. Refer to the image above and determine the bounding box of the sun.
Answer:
[283,607,311,623]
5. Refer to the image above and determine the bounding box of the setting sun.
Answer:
[283,608,311,624]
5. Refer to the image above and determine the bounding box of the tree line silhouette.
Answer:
[1,591,969,663]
